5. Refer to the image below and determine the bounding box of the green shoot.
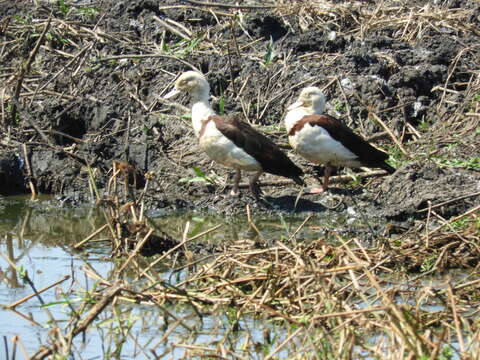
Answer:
[263,36,275,66]
[418,119,429,131]
[75,7,99,20]
[435,156,480,170]
[219,94,225,115]
[57,0,70,16]
[333,100,346,114]
[179,167,217,185]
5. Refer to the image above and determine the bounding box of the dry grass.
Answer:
[275,1,480,39]
[2,155,475,358]
[30,174,477,358]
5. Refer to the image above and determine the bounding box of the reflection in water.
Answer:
[1,199,321,359]
[2,198,459,359]
[0,200,112,358]
[4,233,20,289]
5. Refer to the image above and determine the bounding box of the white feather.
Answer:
[168,71,262,172]
[199,120,262,171]
[285,88,361,168]
[290,123,361,167]
[284,107,309,134]
[191,102,216,137]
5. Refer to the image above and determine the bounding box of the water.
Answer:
[0,198,474,359]
[0,200,112,357]
[0,198,321,359]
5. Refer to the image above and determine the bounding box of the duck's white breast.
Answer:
[290,124,362,167]
[199,121,261,171]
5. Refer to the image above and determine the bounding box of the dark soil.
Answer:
[0,0,479,227]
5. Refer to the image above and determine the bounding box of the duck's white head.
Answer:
[164,71,210,101]
[288,86,326,114]
[284,86,326,133]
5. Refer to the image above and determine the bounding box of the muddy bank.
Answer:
[0,0,479,224]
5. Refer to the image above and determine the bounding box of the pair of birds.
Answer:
[164,71,395,199]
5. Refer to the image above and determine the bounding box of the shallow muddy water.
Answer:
[0,198,473,359]
[0,198,342,359]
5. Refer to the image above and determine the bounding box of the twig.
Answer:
[183,0,276,9]
[437,47,471,112]
[447,284,465,354]
[425,200,432,248]
[73,224,109,249]
[158,5,234,17]
[10,18,51,124]
[99,54,200,72]
[117,228,155,273]
[10,99,51,145]
[264,327,303,360]
[425,204,480,237]
[27,141,89,165]
[32,42,94,99]
[22,129,85,144]
[336,77,354,126]
[11,336,29,360]
[275,241,305,267]
[30,284,123,360]
[1,86,6,130]
[8,308,42,327]
[135,224,223,280]
[246,204,262,238]
[6,275,70,309]
[288,214,313,242]
[153,16,191,41]
[22,144,37,199]
[312,306,387,320]
[369,111,409,156]
[0,252,59,326]
[416,191,480,213]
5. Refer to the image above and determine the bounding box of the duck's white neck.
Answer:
[191,91,216,137]
[284,107,312,133]
[284,100,325,134]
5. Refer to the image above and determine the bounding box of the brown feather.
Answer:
[289,114,395,173]
[209,115,304,183]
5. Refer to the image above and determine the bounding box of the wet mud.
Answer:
[0,0,479,227]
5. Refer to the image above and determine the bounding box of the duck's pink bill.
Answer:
[287,101,304,111]
[164,88,180,99]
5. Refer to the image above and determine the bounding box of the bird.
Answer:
[164,71,304,199]
[284,86,395,194]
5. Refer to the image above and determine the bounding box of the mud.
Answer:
[376,162,479,220]
[0,0,479,226]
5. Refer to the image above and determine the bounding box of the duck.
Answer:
[284,86,395,194]
[164,71,304,199]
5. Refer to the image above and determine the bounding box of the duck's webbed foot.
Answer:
[230,169,242,197]
[248,170,263,200]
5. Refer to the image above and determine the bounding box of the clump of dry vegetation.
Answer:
[4,165,476,359]
[8,207,478,359]
[73,160,181,258]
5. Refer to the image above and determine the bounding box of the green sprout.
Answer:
[179,167,217,185]
[263,37,275,66]
[57,0,70,16]
[75,7,100,20]
[219,94,225,115]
